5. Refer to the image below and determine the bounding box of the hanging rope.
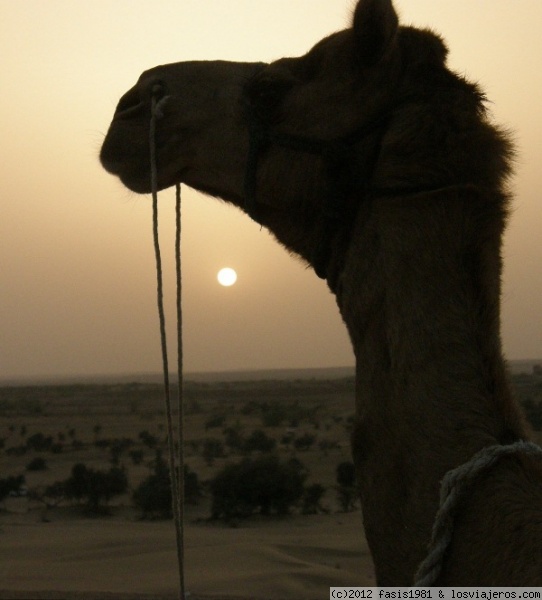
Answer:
[413,440,542,586]
[150,91,186,600]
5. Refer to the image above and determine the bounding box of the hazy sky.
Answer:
[1,1,541,380]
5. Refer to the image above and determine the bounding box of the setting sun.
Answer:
[217,267,237,287]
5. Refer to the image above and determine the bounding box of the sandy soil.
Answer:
[0,509,375,600]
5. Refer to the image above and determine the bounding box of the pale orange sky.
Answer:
[1,1,541,380]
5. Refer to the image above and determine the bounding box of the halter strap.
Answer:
[244,111,391,279]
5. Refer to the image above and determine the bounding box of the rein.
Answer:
[150,90,186,600]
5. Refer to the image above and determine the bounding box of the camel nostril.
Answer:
[115,87,144,119]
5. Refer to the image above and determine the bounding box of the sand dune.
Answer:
[0,511,374,600]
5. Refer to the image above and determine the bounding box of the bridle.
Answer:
[243,107,392,280]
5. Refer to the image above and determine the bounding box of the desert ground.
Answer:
[1,367,540,599]
[0,508,373,599]
[0,375,375,599]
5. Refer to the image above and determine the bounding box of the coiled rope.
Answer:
[413,440,542,586]
[150,91,186,600]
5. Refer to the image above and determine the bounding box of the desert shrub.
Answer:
[336,461,358,512]
[129,449,145,465]
[93,424,102,440]
[301,483,327,515]
[26,457,47,471]
[210,454,307,520]
[29,481,66,508]
[202,438,225,465]
[0,474,26,503]
[241,400,259,415]
[205,414,226,430]
[280,431,295,447]
[109,437,134,465]
[95,438,111,449]
[20,399,43,415]
[26,432,53,452]
[188,440,201,454]
[187,399,203,414]
[5,445,27,457]
[0,397,41,416]
[223,425,244,453]
[293,432,316,451]
[184,468,201,504]
[261,403,288,427]
[0,400,15,416]
[243,429,276,454]
[139,430,158,448]
[318,439,339,453]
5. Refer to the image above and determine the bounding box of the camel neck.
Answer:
[335,190,526,584]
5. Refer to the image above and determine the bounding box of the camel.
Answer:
[100,0,542,586]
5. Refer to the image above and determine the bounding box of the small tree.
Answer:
[133,451,172,518]
[210,454,307,520]
[243,429,276,454]
[64,463,128,513]
[133,450,201,519]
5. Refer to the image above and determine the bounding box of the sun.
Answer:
[217,267,237,287]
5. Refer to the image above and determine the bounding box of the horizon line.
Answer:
[1,359,541,387]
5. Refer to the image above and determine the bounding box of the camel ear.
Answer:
[353,0,399,66]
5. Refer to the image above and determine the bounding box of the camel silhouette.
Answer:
[101,0,542,585]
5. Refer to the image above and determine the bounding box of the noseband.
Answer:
[243,110,391,279]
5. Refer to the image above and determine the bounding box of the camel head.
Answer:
[100,0,510,282]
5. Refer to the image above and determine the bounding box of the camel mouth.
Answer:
[119,174,153,194]
[118,164,185,195]
[99,152,150,194]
